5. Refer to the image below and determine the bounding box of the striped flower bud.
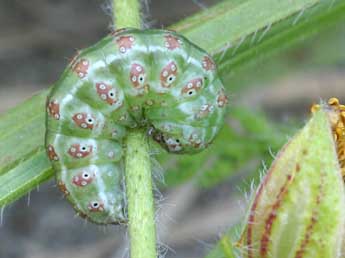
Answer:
[236,99,345,258]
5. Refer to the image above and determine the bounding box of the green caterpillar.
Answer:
[45,28,228,224]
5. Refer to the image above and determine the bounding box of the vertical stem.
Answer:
[125,130,157,258]
[113,1,157,257]
[113,0,141,28]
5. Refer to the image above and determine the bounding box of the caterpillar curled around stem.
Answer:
[45,28,228,224]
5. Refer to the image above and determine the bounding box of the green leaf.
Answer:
[1,0,345,206]
[0,90,51,206]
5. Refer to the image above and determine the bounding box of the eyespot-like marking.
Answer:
[130,63,146,89]
[68,144,93,158]
[72,113,95,130]
[116,35,134,53]
[57,181,69,196]
[202,55,216,71]
[47,144,59,161]
[160,61,178,88]
[164,137,183,152]
[181,78,203,96]
[164,34,182,50]
[189,133,202,149]
[88,200,105,212]
[72,171,95,187]
[217,89,228,108]
[47,99,60,120]
[95,82,118,105]
[72,58,89,78]
[196,104,215,119]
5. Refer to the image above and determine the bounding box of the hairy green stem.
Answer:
[113,0,141,28]
[113,0,157,257]
[125,130,157,258]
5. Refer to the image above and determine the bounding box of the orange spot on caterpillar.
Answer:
[164,34,181,50]
[130,63,146,89]
[57,180,69,196]
[72,113,95,130]
[47,99,60,120]
[47,144,59,161]
[160,61,178,88]
[202,55,216,71]
[181,78,202,96]
[116,35,134,53]
[72,171,95,187]
[72,58,89,78]
[95,82,118,105]
[217,89,229,108]
[68,144,93,158]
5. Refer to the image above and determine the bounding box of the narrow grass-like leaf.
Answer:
[0,91,48,175]
[172,0,345,81]
[0,152,53,207]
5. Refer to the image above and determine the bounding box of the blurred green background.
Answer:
[0,0,344,258]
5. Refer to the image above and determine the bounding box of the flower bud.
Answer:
[236,99,345,258]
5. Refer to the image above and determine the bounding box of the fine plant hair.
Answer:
[106,0,154,30]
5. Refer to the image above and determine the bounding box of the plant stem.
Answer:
[113,1,157,257]
[113,0,141,28]
[125,130,157,258]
